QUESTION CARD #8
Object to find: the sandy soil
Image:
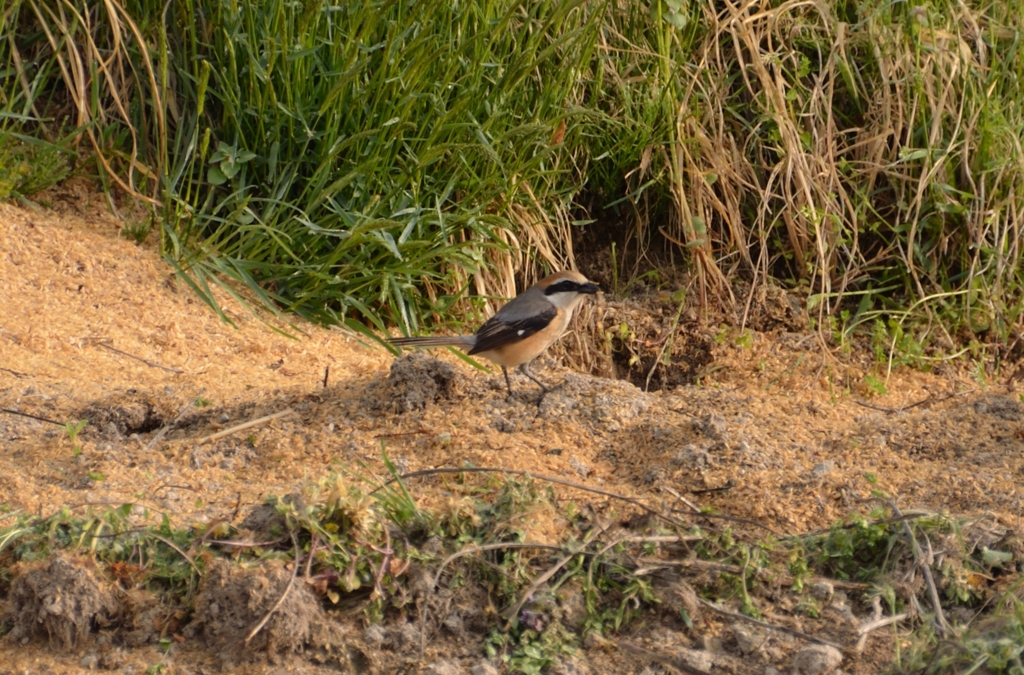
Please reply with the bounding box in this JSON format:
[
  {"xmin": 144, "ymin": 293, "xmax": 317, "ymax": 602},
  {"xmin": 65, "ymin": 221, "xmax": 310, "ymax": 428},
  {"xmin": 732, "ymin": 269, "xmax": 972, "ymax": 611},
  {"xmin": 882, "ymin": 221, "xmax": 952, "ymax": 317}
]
[{"xmin": 2, "ymin": 193, "xmax": 1023, "ymax": 674}]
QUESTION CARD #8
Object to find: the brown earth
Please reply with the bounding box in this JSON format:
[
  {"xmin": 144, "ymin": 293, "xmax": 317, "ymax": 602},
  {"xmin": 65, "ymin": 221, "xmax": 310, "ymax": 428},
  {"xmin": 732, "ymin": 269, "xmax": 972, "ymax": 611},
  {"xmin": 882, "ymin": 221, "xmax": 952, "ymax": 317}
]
[{"xmin": 1, "ymin": 191, "xmax": 1023, "ymax": 674}]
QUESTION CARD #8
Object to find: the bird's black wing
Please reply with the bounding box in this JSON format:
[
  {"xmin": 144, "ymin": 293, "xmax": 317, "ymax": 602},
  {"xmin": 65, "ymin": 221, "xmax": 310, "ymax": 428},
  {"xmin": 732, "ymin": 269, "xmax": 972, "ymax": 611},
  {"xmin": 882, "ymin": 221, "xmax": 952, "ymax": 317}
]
[{"xmin": 468, "ymin": 304, "xmax": 557, "ymax": 355}]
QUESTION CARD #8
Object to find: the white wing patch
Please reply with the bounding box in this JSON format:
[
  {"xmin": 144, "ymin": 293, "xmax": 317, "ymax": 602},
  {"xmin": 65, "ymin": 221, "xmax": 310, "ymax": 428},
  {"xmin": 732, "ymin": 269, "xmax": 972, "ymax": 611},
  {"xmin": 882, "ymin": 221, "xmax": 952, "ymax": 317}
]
[{"xmin": 517, "ymin": 329, "xmax": 525, "ymax": 336}]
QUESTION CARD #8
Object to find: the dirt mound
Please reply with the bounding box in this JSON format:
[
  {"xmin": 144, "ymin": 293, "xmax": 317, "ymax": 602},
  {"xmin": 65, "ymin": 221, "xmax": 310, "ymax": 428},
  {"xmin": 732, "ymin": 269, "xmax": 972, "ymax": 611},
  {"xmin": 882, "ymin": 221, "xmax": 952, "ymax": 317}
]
[
  {"xmin": 5, "ymin": 553, "xmax": 120, "ymax": 650},
  {"xmin": 79, "ymin": 391, "xmax": 172, "ymax": 436},
  {"xmin": 186, "ymin": 558, "xmax": 325, "ymax": 665},
  {"xmin": 365, "ymin": 352, "xmax": 462, "ymax": 413}
]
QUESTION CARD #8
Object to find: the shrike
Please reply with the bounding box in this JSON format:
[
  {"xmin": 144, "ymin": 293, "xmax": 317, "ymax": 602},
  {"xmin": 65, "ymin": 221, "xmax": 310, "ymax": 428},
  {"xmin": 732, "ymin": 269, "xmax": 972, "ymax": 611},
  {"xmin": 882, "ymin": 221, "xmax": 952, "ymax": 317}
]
[{"xmin": 390, "ymin": 270, "xmax": 600, "ymax": 398}]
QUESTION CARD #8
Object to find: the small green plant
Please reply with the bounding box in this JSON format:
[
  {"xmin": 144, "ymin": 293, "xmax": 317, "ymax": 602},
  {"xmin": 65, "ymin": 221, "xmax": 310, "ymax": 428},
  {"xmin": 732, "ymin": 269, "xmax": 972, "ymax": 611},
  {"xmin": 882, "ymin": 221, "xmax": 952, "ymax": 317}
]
[
  {"xmin": 807, "ymin": 512, "xmax": 898, "ymax": 582},
  {"xmin": 63, "ymin": 419, "xmax": 88, "ymax": 456},
  {"xmin": 486, "ymin": 622, "xmax": 578, "ymax": 675},
  {"xmin": 863, "ymin": 374, "xmax": 888, "ymax": 396},
  {"xmin": 121, "ymin": 215, "xmax": 154, "ymax": 244},
  {"xmin": 0, "ymin": 135, "xmax": 72, "ymax": 200}
]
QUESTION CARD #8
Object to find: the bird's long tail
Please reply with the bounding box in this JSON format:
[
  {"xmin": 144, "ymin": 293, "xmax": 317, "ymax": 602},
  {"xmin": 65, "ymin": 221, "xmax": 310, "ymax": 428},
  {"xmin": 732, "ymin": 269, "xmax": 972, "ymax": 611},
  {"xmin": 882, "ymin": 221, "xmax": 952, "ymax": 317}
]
[{"xmin": 389, "ymin": 335, "xmax": 475, "ymax": 350}]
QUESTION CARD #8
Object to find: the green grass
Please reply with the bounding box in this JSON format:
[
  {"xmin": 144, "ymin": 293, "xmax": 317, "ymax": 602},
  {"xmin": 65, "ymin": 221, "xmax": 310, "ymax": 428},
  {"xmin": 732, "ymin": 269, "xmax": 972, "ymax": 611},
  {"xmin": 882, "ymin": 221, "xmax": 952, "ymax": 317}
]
[{"xmin": 3, "ymin": 0, "xmax": 1024, "ymax": 351}]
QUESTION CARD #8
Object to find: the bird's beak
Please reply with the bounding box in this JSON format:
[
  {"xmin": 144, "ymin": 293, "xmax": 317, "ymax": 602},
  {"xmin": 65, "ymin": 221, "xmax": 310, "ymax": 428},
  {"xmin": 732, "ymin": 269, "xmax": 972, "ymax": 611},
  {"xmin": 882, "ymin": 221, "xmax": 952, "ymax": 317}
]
[{"xmin": 580, "ymin": 282, "xmax": 600, "ymax": 295}]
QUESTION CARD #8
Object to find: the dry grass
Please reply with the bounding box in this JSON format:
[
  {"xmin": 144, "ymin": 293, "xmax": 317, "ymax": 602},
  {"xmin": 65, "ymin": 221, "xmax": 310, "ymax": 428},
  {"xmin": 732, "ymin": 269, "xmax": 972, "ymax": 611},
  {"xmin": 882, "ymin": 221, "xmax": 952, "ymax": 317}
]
[{"xmin": 4, "ymin": 0, "xmax": 1024, "ymax": 359}]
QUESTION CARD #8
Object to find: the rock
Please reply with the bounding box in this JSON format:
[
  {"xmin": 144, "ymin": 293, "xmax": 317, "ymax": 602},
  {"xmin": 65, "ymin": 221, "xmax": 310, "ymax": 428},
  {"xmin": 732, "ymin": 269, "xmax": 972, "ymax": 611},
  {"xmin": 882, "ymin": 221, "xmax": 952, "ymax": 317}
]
[
  {"xmin": 672, "ymin": 444, "xmax": 713, "ymax": 469},
  {"xmin": 471, "ymin": 662, "xmax": 499, "ymax": 675},
  {"xmin": 552, "ymin": 655, "xmax": 591, "ymax": 675},
  {"xmin": 791, "ymin": 644, "xmax": 843, "ymax": 675},
  {"xmin": 811, "ymin": 461, "xmax": 835, "ymax": 479},
  {"xmin": 701, "ymin": 635, "xmax": 724, "ymax": 654},
  {"xmin": 677, "ymin": 647, "xmax": 715, "ymax": 672},
  {"xmin": 810, "ymin": 581, "xmax": 834, "ymax": 601},
  {"xmin": 442, "ymin": 612, "xmax": 463, "ymax": 634},
  {"xmin": 695, "ymin": 413, "xmax": 728, "ymax": 440},
  {"xmin": 363, "ymin": 623, "xmax": 387, "ymax": 645},
  {"xmin": 732, "ymin": 621, "xmax": 767, "ymax": 655},
  {"xmin": 491, "ymin": 415, "xmax": 518, "ymax": 433},
  {"xmin": 569, "ymin": 457, "xmax": 590, "ymax": 478},
  {"xmin": 424, "ymin": 659, "xmax": 465, "ymax": 675}
]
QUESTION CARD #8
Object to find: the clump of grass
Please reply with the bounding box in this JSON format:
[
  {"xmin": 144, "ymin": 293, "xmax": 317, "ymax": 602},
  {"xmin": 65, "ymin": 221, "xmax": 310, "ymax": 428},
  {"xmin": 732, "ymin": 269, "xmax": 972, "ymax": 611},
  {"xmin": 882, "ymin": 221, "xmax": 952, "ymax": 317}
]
[
  {"xmin": 154, "ymin": 0, "xmax": 606, "ymax": 336},
  {"xmin": 0, "ymin": 134, "xmax": 72, "ymax": 200},
  {"xmin": 6, "ymin": 0, "xmax": 1024, "ymax": 356},
  {"xmin": 1, "ymin": 466, "xmax": 1021, "ymax": 669}
]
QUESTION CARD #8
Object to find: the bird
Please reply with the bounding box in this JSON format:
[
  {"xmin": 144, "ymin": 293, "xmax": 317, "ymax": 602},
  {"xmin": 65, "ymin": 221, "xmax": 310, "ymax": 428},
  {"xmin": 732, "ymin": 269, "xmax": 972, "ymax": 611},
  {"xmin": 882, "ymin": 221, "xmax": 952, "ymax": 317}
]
[{"xmin": 389, "ymin": 270, "xmax": 600, "ymax": 399}]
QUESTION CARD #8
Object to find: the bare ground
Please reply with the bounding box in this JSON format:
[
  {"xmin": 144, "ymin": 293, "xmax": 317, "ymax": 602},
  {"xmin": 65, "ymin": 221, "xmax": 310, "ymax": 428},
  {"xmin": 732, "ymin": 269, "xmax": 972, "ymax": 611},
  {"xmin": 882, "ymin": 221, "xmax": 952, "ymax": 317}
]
[{"xmin": 1, "ymin": 192, "xmax": 1023, "ymax": 674}]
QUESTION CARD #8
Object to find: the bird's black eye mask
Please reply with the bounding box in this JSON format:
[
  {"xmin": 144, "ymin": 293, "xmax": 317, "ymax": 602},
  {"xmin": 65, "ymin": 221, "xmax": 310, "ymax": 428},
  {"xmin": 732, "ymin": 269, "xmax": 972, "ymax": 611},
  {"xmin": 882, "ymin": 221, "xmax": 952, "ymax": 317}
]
[{"xmin": 544, "ymin": 279, "xmax": 600, "ymax": 295}]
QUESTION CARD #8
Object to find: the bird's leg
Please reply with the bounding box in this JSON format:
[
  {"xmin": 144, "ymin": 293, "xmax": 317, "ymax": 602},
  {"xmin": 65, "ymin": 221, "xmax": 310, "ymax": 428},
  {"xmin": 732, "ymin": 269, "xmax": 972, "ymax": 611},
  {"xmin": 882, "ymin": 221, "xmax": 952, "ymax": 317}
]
[
  {"xmin": 517, "ymin": 361, "xmax": 550, "ymax": 405},
  {"xmin": 502, "ymin": 366, "xmax": 514, "ymax": 399}
]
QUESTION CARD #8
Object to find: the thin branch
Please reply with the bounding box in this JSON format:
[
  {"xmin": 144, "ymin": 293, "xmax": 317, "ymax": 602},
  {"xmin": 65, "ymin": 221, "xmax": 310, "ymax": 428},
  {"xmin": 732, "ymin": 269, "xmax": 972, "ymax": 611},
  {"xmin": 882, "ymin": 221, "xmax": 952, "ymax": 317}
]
[
  {"xmin": 662, "ymin": 485, "xmax": 780, "ymax": 535},
  {"xmin": 92, "ymin": 339, "xmax": 183, "ymax": 373},
  {"xmin": 887, "ymin": 499, "xmax": 949, "ymax": 636},
  {"xmin": 853, "ymin": 388, "xmax": 976, "ymax": 414},
  {"xmin": 435, "ymin": 542, "xmax": 565, "ymax": 588},
  {"xmin": 196, "ymin": 409, "xmax": 295, "ymax": 444},
  {"xmin": 376, "ymin": 467, "xmax": 700, "ymax": 532},
  {"xmin": 855, "ymin": 596, "xmax": 910, "ymax": 653},
  {"xmin": 696, "ymin": 597, "xmax": 848, "ymax": 653},
  {"xmin": 503, "ymin": 525, "xmax": 608, "ymax": 630},
  {"xmin": 246, "ymin": 534, "xmax": 300, "ymax": 644},
  {"xmin": 150, "ymin": 533, "xmax": 202, "ymax": 577},
  {"xmin": 616, "ymin": 639, "xmax": 713, "ymax": 675},
  {"xmin": 0, "ymin": 408, "xmax": 66, "ymax": 427}
]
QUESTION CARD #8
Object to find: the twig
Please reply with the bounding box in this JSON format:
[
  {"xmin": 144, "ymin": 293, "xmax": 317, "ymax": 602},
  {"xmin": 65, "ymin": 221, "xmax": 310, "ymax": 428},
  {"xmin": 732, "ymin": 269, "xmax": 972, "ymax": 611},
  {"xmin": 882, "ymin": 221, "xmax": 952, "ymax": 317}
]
[
  {"xmin": 662, "ymin": 485, "xmax": 703, "ymax": 513},
  {"xmin": 204, "ymin": 538, "xmax": 287, "ymax": 548},
  {"xmin": 246, "ymin": 534, "xmax": 300, "ymax": 644},
  {"xmin": 146, "ymin": 390, "xmax": 204, "ymax": 450},
  {"xmin": 0, "ymin": 408, "xmax": 66, "ymax": 427},
  {"xmin": 887, "ymin": 499, "xmax": 949, "ymax": 636},
  {"xmin": 503, "ymin": 525, "xmax": 608, "ymax": 629},
  {"xmin": 196, "ymin": 409, "xmax": 295, "ymax": 444},
  {"xmin": 323, "ymin": 366, "xmax": 330, "ymax": 388},
  {"xmin": 435, "ymin": 542, "xmax": 566, "ymax": 588},
  {"xmin": 853, "ymin": 400, "xmax": 902, "ymax": 413},
  {"xmin": 0, "ymin": 367, "xmax": 28, "ymax": 378},
  {"xmin": 621, "ymin": 535, "xmax": 704, "ymax": 545},
  {"xmin": 855, "ymin": 596, "xmax": 910, "ymax": 653},
  {"xmin": 150, "ymin": 534, "xmax": 202, "ymax": 577},
  {"xmin": 375, "ymin": 467, "xmax": 695, "ymax": 531},
  {"xmin": 643, "ymin": 287, "xmax": 687, "ymax": 393},
  {"xmin": 93, "ymin": 340, "xmax": 183, "ymax": 373},
  {"xmin": 634, "ymin": 557, "xmax": 870, "ymax": 591},
  {"xmin": 662, "ymin": 485, "xmax": 779, "ymax": 535},
  {"xmin": 305, "ymin": 532, "xmax": 319, "ymax": 580},
  {"xmin": 151, "ymin": 483, "xmax": 198, "ymax": 495},
  {"xmin": 696, "ymin": 597, "xmax": 848, "ymax": 653},
  {"xmin": 784, "ymin": 512, "xmax": 932, "ymax": 541},
  {"xmin": 854, "ymin": 388, "xmax": 977, "ymax": 414},
  {"xmin": 689, "ymin": 480, "xmax": 735, "ymax": 495},
  {"xmin": 374, "ymin": 429, "xmax": 432, "ymax": 439},
  {"xmin": 616, "ymin": 639, "xmax": 713, "ymax": 675}
]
